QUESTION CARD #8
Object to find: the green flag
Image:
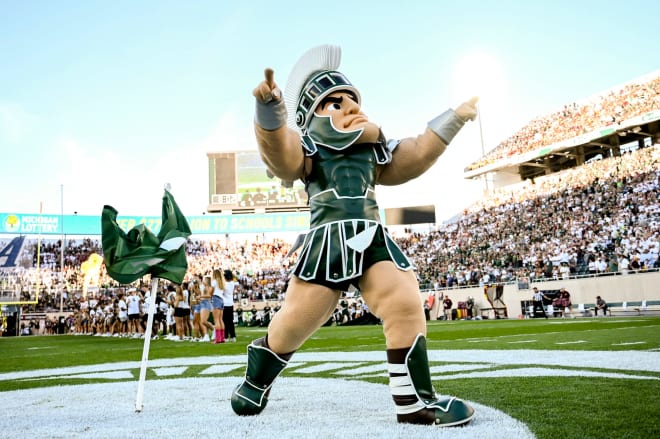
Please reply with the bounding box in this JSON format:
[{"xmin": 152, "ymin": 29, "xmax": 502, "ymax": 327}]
[{"xmin": 101, "ymin": 190, "xmax": 192, "ymax": 284}]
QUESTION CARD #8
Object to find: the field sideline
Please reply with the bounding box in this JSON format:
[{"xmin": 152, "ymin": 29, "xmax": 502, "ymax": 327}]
[{"xmin": 1, "ymin": 317, "xmax": 659, "ymax": 438}]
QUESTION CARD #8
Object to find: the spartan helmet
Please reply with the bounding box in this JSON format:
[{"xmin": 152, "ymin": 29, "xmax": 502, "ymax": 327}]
[{"xmin": 284, "ymin": 45, "xmax": 364, "ymax": 149}]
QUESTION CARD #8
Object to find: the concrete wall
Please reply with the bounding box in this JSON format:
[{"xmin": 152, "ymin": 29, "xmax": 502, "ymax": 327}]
[{"xmin": 423, "ymin": 271, "xmax": 660, "ymax": 319}]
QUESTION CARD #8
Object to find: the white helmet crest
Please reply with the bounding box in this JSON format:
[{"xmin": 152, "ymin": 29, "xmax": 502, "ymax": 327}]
[{"xmin": 284, "ymin": 45, "xmax": 361, "ymax": 132}]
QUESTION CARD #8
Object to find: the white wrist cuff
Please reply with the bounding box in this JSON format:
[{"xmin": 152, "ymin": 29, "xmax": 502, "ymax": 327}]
[
  {"xmin": 427, "ymin": 109, "xmax": 465, "ymax": 145},
  {"xmin": 255, "ymin": 99, "xmax": 286, "ymax": 130}
]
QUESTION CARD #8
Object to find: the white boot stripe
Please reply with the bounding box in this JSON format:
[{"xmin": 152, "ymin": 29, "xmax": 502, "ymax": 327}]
[
  {"xmin": 388, "ymin": 375, "xmax": 412, "ymax": 387},
  {"xmin": 387, "ymin": 363, "xmax": 407, "ymax": 374},
  {"xmin": 390, "ymin": 385, "xmax": 414, "ymax": 396}
]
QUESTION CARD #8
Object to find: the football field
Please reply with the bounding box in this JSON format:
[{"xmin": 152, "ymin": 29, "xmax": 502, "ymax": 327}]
[{"xmin": 1, "ymin": 317, "xmax": 658, "ymax": 438}]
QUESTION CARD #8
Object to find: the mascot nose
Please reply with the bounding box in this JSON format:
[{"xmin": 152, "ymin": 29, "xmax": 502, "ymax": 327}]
[{"xmin": 344, "ymin": 98, "xmax": 360, "ymax": 114}]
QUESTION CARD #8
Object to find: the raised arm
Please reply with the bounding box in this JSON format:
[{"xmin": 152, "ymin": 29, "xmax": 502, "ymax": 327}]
[
  {"xmin": 253, "ymin": 69, "xmax": 305, "ymax": 182},
  {"xmin": 377, "ymin": 97, "xmax": 479, "ymax": 185}
]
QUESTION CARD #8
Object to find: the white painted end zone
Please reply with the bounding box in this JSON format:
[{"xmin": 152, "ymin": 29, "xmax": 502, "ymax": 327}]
[
  {"xmin": 0, "ymin": 349, "xmax": 655, "ymax": 382},
  {"xmin": 0, "ymin": 377, "xmax": 534, "ymax": 439}
]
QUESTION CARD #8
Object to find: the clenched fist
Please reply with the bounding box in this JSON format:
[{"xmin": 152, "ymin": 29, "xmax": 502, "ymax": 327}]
[
  {"xmin": 253, "ymin": 68, "xmax": 282, "ymax": 104},
  {"xmin": 455, "ymin": 96, "xmax": 479, "ymax": 122}
]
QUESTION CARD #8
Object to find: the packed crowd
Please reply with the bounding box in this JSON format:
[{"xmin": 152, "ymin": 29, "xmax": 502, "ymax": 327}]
[
  {"xmin": 466, "ymin": 73, "xmax": 660, "ymax": 170},
  {"xmin": 402, "ymin": 144, "xmax": 659, "ymax": 288},
  {"xmin": 4, "ymin": 144, "xmax": 659, "ymax": 323}
]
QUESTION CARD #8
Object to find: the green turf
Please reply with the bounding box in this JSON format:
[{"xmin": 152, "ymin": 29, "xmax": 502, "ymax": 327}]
[{"xmin": 1, "ymin": 317, "xmax": 659, "ymax": 438}]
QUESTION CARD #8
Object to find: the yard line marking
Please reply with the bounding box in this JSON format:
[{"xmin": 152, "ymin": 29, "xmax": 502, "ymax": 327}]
[
  {"xmin": 507, "ymin": 340, "xmax": 537, "ymax": 344},
  {"xmin": 294, "ymin": 362, "xmax": 364, "ymax": 374},
  {"xmin": 430, "ymin": 364, "xmax": 494, "ymax": 374},
  {"xmin": 333, "ymin": 364, "xmax": 386, "ymax": 375},
  {"xmin": 555, "ymin": 340, "xmax": 587, "ymax": 345},
  {"xmin": 199, "ymin": 364, "xmax": 244, "ymax": 375},
  {"xmin": 152, "ymin": 367, "xmax": 188, "ymax": 376},
  {"xmin": 612, "ymin": 341, "xmax": 646, "ymax": 346},
  {"xmin": 438, "ymin": 367, "xmax": 660, "ymax": 380},
  {"xmin": 36, "ymin": 371, "xmax": 134, "ymax": 381}
]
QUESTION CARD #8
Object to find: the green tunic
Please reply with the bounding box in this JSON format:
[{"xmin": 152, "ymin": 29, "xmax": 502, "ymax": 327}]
[{"xmin": 291, "ymin": 139, "xmax": 412, "ymax": 290}]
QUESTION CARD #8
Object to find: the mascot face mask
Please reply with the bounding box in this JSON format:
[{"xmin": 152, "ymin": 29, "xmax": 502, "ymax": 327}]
[
  {"xmin": 295, "ymin": 70, "xmax": 360, "ymax": 129},
  {"xmin": 308, "ymin": 90, "xmax": 367, "ymax": 149},
  {"xmin": 297, "ymin": 71, "xmax": 364, "ymax": 150}
]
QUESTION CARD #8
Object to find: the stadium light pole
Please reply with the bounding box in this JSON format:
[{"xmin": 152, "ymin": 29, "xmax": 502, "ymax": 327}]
[
  {"xmin": 476, "ymin": 103, "xmax": 489, "ymax": 192},
  {"xmin": 60, "ymin": 184, "xmax": 64, "ymax": 314},
  {"xmin": 454, "ymin": 51, "xmax": 504, "ymax": 194}
]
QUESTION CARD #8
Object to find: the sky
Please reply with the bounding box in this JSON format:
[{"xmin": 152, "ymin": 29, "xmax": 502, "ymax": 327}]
[{"xmin": 1, "ymin": 0, "xmax": 659, "ymax": 222}]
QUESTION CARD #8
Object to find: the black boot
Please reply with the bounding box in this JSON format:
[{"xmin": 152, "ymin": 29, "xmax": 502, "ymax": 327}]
[
  {"xmin": 231, "ymin": 337, "xmax": 290, "ymax": 416},
  {"xmin": 387, "ymin": 334, "xmax": 475, "ymax": 426}
]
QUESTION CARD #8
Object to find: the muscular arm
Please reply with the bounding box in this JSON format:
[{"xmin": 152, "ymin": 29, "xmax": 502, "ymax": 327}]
[
  {"xmin": 377, "ymin": 128, "xmax": 448, "ymax": 185},
  {"xmin": 377, "ymin": 97, "xmax": 479, "ymax": 186}
]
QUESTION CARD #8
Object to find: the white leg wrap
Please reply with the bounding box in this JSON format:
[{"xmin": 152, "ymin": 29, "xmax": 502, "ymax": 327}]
[{"xmin": 388, "ymin": 362, "xmax": 427, "ymax": 415}]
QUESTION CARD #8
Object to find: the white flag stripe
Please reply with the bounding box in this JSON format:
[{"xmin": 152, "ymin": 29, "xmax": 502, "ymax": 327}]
[{"xmin": 160, "ymin": 237, "xmax": 187, "ymax": 251}]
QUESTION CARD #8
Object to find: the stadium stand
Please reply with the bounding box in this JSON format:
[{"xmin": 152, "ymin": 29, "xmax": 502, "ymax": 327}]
[{"xmin": 465, "ymin": 71, "xmax": 660, "ymax": 172}]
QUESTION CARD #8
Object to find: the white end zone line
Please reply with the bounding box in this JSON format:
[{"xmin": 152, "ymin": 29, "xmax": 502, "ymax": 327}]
[{"xmin": 2, "ymin": 350, "xmax": 659, "ymax": 383}]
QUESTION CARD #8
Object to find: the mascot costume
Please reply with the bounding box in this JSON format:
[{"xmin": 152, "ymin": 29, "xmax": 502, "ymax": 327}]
[{"xmin": 231, "ymin": 45, "xmax": 478, "ymax": 427}]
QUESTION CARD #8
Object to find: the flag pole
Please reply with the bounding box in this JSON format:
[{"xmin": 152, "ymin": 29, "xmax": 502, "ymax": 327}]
[{"xmin": 135, "ymin": 277, "xmax": 159, "ymax": 412}]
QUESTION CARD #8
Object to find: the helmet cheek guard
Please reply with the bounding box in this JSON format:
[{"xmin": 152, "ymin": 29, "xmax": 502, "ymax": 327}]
[{"xmin": 295, "ymin": 70, "xmax": 361, "ymax": 131}]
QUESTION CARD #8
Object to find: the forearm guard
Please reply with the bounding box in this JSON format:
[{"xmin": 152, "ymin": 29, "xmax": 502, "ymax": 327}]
[
  {"xmin": 255, "ymin": 98, "xmax": 287, "ymax": 131},
  {"xmin": 427, "ymin": 109, "xmax": 465, "ymax": 145}
]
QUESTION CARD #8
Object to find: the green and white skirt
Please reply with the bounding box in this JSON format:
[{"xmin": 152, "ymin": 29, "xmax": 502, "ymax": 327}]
[{"xmin": 290, "ymin": 219, "xmax": 413, "ymax": 291}]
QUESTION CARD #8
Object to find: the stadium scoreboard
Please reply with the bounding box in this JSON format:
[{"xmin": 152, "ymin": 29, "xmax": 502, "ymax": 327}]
[{"xmin": 207, "ymin": 151, "xmax": 309, "ymax": 214}]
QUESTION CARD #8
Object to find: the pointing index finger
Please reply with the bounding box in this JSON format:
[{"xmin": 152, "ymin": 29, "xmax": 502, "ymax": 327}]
[{"xmin": 264, "ymin": 68, "xmax": 275, "ymax": 88}]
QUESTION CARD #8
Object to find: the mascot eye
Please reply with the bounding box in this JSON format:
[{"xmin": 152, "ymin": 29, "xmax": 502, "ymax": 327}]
[{"xmin": 328, "ymin": 103, "xmax": 341, "ymax": 111}]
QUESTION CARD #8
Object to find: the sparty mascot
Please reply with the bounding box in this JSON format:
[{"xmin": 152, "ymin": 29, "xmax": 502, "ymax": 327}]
[{"xmin": 231, "ymin": 45, "xmax": 478, "ymax": 427}]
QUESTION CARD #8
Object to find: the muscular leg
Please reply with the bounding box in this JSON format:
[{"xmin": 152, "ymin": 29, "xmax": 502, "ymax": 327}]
[
  {"xmin": 231, "ymin": 276, "xmax": 339, "ymax": 416},
  {"xmin": 360, "ymin": 261, "xmax": 474, "ymax": 426},
  {"xmin": 359, "ymin": 261, "xmax": 426, "ymax": 349},
  {"xmin": 267, "ymin": 276, "xmax": 340, "ymax": 354}
]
